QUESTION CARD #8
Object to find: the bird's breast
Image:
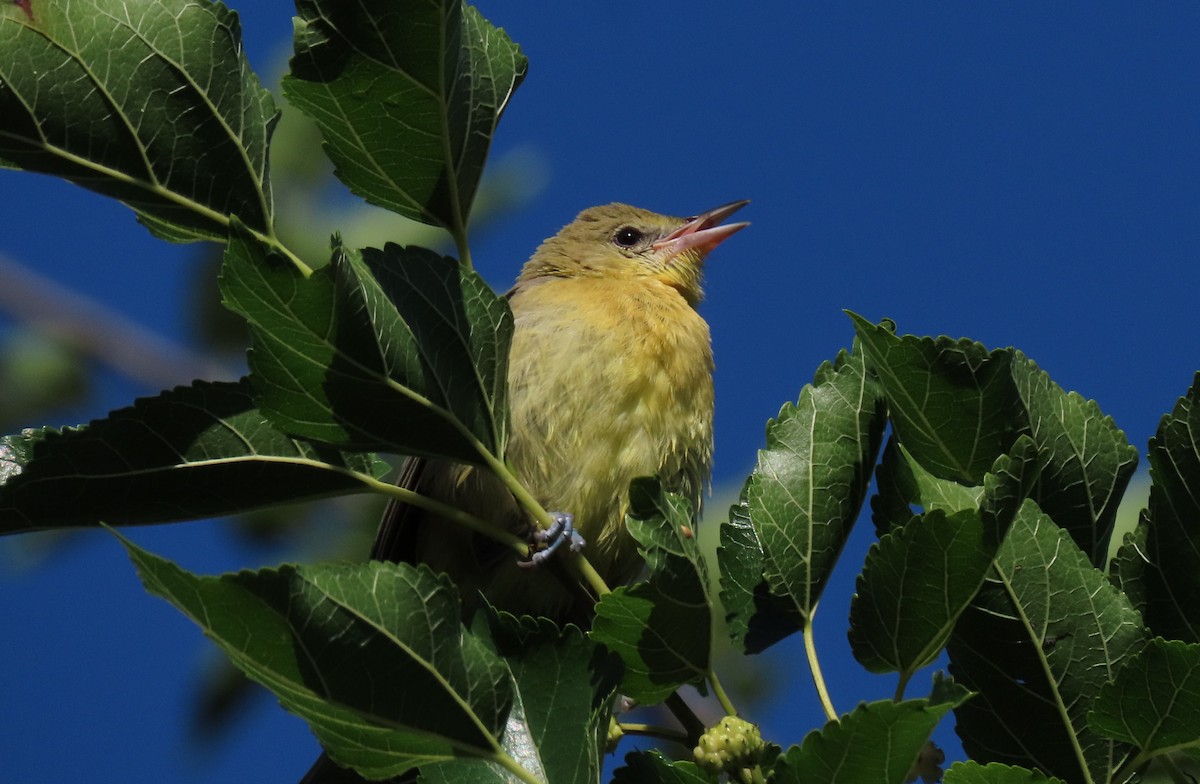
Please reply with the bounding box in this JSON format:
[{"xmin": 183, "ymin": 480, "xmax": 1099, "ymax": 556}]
[{"xmin": 504, "ymin": 276, "xmax": 714, "ymax": 584}]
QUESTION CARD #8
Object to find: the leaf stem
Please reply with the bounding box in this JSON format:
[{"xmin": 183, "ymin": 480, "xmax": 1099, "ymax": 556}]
[
  {"xmin": 618, "ymin": 722, "xmax": 690, "ymax": 745},
  {"xmin": 893, "ymin": 671, "xmax": 912, "ymax": 702},
  {"xmin": 803, "ymin": 618, "xmax": 838, "ymax": 721},
  {"xmin": 476, "ymin": 449, "xmax": 612, "ymax": 598},
  {"xmin": 491, "ymin": 751, "xmax": 545, "ymax": 784},
  {"xmin": 357, "ymin": 474, "xmax": 528, "ymax": 556},
  {"xmin": 708, "ymin": 670, "xmax": 738, "ymax": 717}
]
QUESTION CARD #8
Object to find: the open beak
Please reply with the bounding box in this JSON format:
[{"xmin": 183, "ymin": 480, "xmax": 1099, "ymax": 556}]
[{"xmin": 652, "ymin": 199, "xmax": 750, "ymax": 259}]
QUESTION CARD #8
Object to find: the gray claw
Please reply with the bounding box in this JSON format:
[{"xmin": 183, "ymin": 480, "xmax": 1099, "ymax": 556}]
[{"xmin": 518, "ymin": 512, "xmax": 586, "ymax": 569}]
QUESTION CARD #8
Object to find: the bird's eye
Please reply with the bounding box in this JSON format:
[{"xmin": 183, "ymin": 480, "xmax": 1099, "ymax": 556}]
[{"xmin": 613, "ymin": 226, "xmax": 644, "ymax": 248}]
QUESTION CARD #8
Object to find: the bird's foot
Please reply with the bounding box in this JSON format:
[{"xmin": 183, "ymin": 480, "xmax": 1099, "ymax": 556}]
[{"xmin": 518, "ymin": 512, "xmax": 586, "ymax": 569}]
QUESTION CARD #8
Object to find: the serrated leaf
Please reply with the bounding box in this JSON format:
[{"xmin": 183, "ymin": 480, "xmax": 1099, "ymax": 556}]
[
  {"xmin": 944, "ymin": 761, "xmax": 1068, "ymax": 784},
  {"xmin": 772, "ymin": 674, "xmax": 971, "ymax": 784},
  {"xmin": 219, "ymin": 224, "xmax": 511, "ymax": 462},
  {"xmin": 871, "ymin": 437, "xmax": 982, "ymax": 534},
  {"xmin": 849, "ymin": 508, "xmax": 993, "ymax": 678},
  {"xmin": 612, "ymin": 751, "xmax": 713, "ymax": 784},
  {"xmin": 0, "ymin": 379, "xmax": 384, "ymax": 534},
  {"xmin": 717, "ymin": 486, "xmax": 806, "ymax": 654},
  {"xmin": 850, "ymin": 313, "xmax": 1020, "ymax": 484},
  {"xmin": 0, "ymin": 0, "xmax": 276, "ymax": 242},
  {"xmin": 592, "ymin": 478, "xmax": 712, "ymax": 704},
  {"xmin": 978, "ymin": 435, "xmax": 1043, "ymax": 547},
  {"xmin": 1088, "ymin": 638, "xmax": 1200, "ymax": 756},
  {"xmin": 722, "ymin": 342, "xmax": 885, "ymax": 652},
  {"xmin": 122, "ymin": 538, "xmax": 513, "ymax": 780},
  {"xmin": 1112, "ymin": 374, "xmax": 1200, "ymax": 642},
  {"xmin": 426, "ymin": 612, "xmax": 622, "ymax": 784},
  {"xmin": 948, "ymin": 500, "xmax": 1147, "ymax": 783},
  {"xmin": 1011, "ymin": 352, "xmax": 1138, "ymax": 567},
  {"xmin": 283, "ymin": 0, "xmax": 526, "ymax": 231}
]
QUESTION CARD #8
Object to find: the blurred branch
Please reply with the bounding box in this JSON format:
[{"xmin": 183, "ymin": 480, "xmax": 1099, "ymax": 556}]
[{"xmin": 0, "ymin": 252, "xmax": 236, "ymax": 390}]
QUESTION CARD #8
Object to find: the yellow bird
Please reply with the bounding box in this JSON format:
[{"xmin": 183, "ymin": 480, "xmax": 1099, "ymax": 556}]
[
  {"xmin": 370, "ymin": 200, "xmax": 748, "ymax": 620},
  {"xmin": 301, "ymin": 201, "xmax": 746, "ymax": 784}
]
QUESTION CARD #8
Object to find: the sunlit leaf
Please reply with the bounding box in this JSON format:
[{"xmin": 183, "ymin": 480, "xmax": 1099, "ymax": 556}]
[
  {"xmin": 284, "ymin": 0, "xmax": 526, "ymax": 232},
  {"xmin": 592, "ymin": 478, "xmax": 711, "ymax": 704},
  {"xmin": 850, "ymin": 314, "xmax": 1019, "ymax": 484},
  {"xmin": 773, "ymin": 674, "xmax": 970, "ymax": 784},
  {"xmin": 0, "ymin": 0, "xmax": 276, "ymax": 242},
  {"xmin": 1011, "ymin": 352, "xmax": 1138, "ymax": 566},
  {"xmin": 720, "ymin": 341, "xmax": 884, "ymax": 653}
]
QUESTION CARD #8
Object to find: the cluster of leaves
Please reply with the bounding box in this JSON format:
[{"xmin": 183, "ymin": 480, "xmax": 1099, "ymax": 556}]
[{"xmin": 2, "ymin": 2, "xmax": 1198, "ymax": 784}]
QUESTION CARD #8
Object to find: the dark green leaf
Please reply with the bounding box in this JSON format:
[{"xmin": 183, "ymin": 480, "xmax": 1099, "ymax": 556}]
[
  {"xmin": 612, "ymin": 751, "xmax": 714, "ymax": 784},
  {"xmin": 849, "ymin": 508, "xmax": 993, "ymax": 678},
  {"xmin": 850, "ymin": 313, "xmax": 1020, "ymax": 484},
  {"xmin": 772, "ymin": 674, "xmax": 970, "ymax": 784},
  {"xmin": 1011, "ymin": 352, "xmax": 1138, "ymax": 566},
  {"xmin": 948, "ymin": 500, "xmax": 1146, "ymax": 783},
  {"xmin": 592, "ymin": 478, "xmax": 711, "ymax": 704},
  {"xmin": 0, "ymin": 0, "xmax": 276, "ymax": 241},
  {"xmin": 718, "ymin": 486, "xmax": 805, "ymax": 654},
  {"xmin": 1111, "ymin": 373, "xmax": 1200, "ymax": 641},
  {"xmin": 871, "ymin": 436, "xmax": 980, "ymax": 534},
  {"xmin": 0, "ymin": 379, "xmax": 384, "ymax": 535},
  {"xmin": 427, "ymin": 612, "xmax": 622, "ymax": 784},
  {"xmin": 284, "ymin": 0, "xmax": 526, "ymax": 231},
  {"xmin": 219, "ymin": 224, "xmax": 511, "ymax": 461},
  {"xmin": 123, "ymin": 539, "xmax": 512, "ymax": 780},
  {"xmin": 978, "ymin": 435, "xmax": 1043, "ymax": 548},
  {"xmin": 721, "ymin": 342, "xmax": 884, "ymax": 652},
  {"xmin": 1088, "ymin": 638, "xmax": 1200, "ymax": 756},
  {"xmin": 944, "ymin": 761, "xmax": 1068, "ymax": 784}
]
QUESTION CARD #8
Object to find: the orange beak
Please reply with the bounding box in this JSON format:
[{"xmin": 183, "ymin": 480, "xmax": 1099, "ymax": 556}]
[{"xmin": 652, "ymin": 200, "xmax": 750, "ymax": 260}]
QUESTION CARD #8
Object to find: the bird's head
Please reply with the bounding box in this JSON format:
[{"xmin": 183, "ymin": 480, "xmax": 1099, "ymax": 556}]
[{"xmin": 519, "ymin": 200, "xmax": 749, "ymax": 305}]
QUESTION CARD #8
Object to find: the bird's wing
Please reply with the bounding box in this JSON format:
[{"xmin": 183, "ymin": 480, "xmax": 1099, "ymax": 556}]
[{"xmin": 369, "ymin": 456, "xmax": 428, "ymax": 563}]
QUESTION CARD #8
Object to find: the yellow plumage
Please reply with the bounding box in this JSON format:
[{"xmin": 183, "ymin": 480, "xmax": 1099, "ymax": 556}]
[{"xmin": 372, "ymin": 201, "xmax": 747, "ymax": 620}]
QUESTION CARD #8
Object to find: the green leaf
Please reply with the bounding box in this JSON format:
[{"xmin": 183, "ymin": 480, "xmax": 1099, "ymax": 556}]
[
  {"xmin": 421, "ymin": 612, "xmax": 622, "ymax": 784},
  {"xmin": 283, "ymin": 0, "xmax": 526, "ymax": 231},
  {"xmin": 848, "ymin": 508, "xmax": 993, "ymax": 678},
  {"xmin": 219, "ymin": 224, "xmax": 511, "ymax": 462},
  {"xmin": 1011, "ymin": 352, "xmax": 1138, "ymax": 566},
  {"xmin": 944, "ymin": 761, "xmax": 1068, "ymax": 784},
  {"xmin": 0, "ymin": 0, "xmax": 276, "ymax": 242},
  {"xmin": 1088, "ymin": 638, "xmax": 1200, "ymax": 756},
  {"xmin": 612, "ymin": 751, "xmax": 714, "ymax": 784},
  {"xmin": 1111, "ymin": 373, "xmax": 1200, "ymax": 642},
  {"xmin": 948, "ymin": 500, "xmax": 1147, "ymax": 784},
  {"xmin": 850, "ymin": 313, "xmax": 1020, "ymax": 484},
  {"xmin": 772, "ymin": 674, "xmax": 971, "ymax": 784},
  {"xmin": 871, "ymin": 437, "xmax": 981, "ymax": 534},
  {"xmin": 0, "ymin": 379, "xmax": 384, "ymax": 535},
  {"xmin": 718, "ymin": 486, "xmax": 806, "ymax": 654},
  {"xmin": 592, "ymin": 477, "xmax": 712, "ymax": 704},
  {"xmin": 852, "ymin": 437, "xmax": 1042, "ymax": 678},
  {"xmin": 721, "ymin": 341, "xmax": 885, "ymax": 652},
  {"xmin": 122, "ymin": 539, "xmax": 513, "ymax": 781}
]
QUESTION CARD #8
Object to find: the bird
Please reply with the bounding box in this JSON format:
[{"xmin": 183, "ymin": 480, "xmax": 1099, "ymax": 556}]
[
  {"xmin": 372, "ymin": 200, "xmax": 748, "ymax": 619},
  {"xmin": 299, "ymin": 200, "xmax": 747, "ymax": 783}
]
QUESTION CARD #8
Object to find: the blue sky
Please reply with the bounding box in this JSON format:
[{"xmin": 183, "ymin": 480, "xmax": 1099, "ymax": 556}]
[{"xmin": 2, "ymin": 2, "xmax": 1198, "ymax": 781}]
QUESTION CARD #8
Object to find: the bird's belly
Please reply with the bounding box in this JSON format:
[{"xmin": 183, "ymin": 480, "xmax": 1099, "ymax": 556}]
[{"xmin": 505, "ymin": 297, "xmax": 713, "ymax": 585}]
